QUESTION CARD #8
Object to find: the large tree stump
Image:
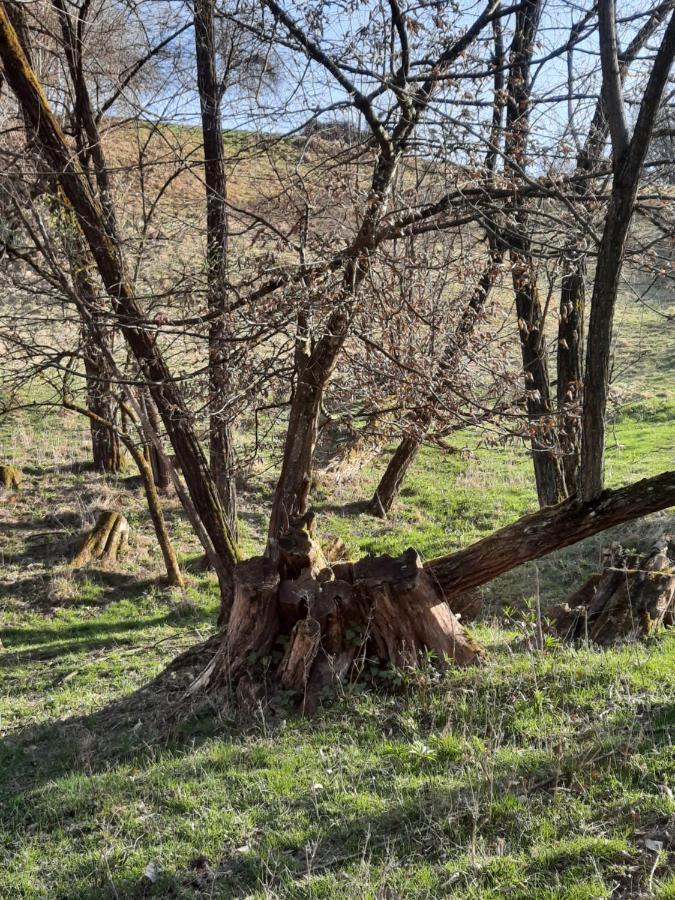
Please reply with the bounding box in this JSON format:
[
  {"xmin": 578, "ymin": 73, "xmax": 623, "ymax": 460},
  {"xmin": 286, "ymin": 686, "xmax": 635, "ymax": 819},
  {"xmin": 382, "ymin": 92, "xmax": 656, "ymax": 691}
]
[
  {"xmin": 0, "ymin": 463, "xmax": 22, "ymax": 492},
  {"xmin": 189, "ymin": 518, "xmax": 483, "ymax": 711},
  {"xmin": 69, "ymin": 511, "xmax": 130, "ymax": 568},
  {"xmin": 548, "ymin": 538, "xmax": 674, "ymax": 645}
]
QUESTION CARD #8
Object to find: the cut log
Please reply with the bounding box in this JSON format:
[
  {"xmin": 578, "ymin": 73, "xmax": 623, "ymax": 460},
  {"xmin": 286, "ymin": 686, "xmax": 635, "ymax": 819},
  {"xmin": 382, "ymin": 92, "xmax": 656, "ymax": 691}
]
[
  {"xmin": 0, "ymin": 463, "xmax": 22, "ymax": 492},
  {"xmin": 69, "ymin": 511, "xmax": 129, "ymax": 568},
  {"xmin": 549, "ymin": 537, "xmax": 674, "ymax": 644}
]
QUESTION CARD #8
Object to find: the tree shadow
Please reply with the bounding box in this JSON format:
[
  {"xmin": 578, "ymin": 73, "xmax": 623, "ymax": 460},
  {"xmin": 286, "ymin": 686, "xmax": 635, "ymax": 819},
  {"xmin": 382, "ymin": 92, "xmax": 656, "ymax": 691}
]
[{"xmin": 2, "ymin": 642, "xmax": 670, "ymax": 897}]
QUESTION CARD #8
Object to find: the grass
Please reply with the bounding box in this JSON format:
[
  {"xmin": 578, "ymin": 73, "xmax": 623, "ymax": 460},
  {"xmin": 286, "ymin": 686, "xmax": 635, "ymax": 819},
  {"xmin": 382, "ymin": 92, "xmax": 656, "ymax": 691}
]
[
  {"xmin": 1, "ymin": 392, "xmax": 673, "ymax": 897},
  {"xmin": 0, "ymin": 252, "xmax": 673, "ymax": 896}
]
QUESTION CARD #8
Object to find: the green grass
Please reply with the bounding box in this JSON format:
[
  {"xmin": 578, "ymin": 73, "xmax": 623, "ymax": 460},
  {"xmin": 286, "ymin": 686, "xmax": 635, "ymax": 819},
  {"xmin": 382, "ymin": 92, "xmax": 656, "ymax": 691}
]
[{"xmin": 1, "ymin": 287, "xmax": 673, "ymax": 897}]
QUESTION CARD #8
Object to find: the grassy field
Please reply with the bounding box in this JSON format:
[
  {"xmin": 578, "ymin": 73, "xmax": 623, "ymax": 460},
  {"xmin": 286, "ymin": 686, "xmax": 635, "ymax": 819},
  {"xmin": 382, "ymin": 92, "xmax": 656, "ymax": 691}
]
[{"xmin": 1, "ymin": 253, "xmax": 674, "ymax": 895}]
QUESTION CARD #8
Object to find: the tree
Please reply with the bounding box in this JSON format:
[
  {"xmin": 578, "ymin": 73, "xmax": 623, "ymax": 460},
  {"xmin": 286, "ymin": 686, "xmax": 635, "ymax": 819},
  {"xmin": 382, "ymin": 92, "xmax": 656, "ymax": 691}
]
[
  {"xmin": 580, "ymin": 1, "xmax": 675, "ymax": 499},
  {"xmin": 194, "ymin": 0, "xmax": 238, "ymax": 537},
  {"xmin": 1, "ymin": 0, "xmax": 673, "ymax": 707}
]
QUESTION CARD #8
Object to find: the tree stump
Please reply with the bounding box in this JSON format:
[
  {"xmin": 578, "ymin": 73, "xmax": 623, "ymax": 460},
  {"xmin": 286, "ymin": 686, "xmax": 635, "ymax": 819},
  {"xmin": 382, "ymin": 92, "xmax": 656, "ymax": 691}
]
[
  {"xmin": 548, "ymin": 538, "xmax": 674, "ymax": 645},
  {"xmin": 0, "ymin": 463, "xmax": 22, "ymax": 492},
  {"xmin": 189, "ymin": 517, "xmax": 483, "ymax": 711},
  {"xmin": 69, "ymin": 511, "xmax": 130, "ymax": 568}
]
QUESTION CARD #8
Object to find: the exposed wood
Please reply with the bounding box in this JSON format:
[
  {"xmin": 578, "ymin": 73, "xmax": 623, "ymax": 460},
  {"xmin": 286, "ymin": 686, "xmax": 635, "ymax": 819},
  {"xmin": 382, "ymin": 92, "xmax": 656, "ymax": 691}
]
[
  {"xmin": 425, "ymin": 471, "xmax": 675, "ymax": 599},
  {"xmin": 0, "ymin": 463, "xmax": 22, "ymax": 492},
  {"xmin": 549, "ymin": 538, "xmax": 674, "ymax": 644},
  {"xmin": 193, "ymin": 525, "xmax": 482, "ymax": 710},
  {"xmin": 69, "ymin": 511, "xmax": 129, "ymax": 568}
]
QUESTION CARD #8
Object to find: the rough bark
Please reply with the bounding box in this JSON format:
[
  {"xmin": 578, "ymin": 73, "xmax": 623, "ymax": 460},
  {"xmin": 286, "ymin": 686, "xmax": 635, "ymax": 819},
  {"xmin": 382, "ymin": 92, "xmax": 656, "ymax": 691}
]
[
  {"xmin": 505, "ymin": 0, "xmax": 566, "ymax": 508},
  {"xmin": 69, "ymin": 511, "xmax": 129, "ymax": 568},
  {"xmin": 580, "ymin": 9, "xmax": 675, "ymax": 500},
  {"xmin": 68, "ymin": 233, "xmax": 123, "ymax": 475},
  {"xmin": 191, "ymin": 526, "xmax": 482, "ymax": 712},
  {"xmin": 83, "ymin": 344, "xmax": 122, "ymax": 474},
  {"xmin": 194, "ymin": 0, "xmax": 238, "ymax": 538},
  {"xmin": 370, "ymin": 434, "xmax": 423, "ymax": 517},
  {"xmin": 0, "ymin": 9, "xmax": 239, "ymax": 606},
  {"xmin": 553, "ymin": 3, "xmax": 671, "ymax": 497},
  {"xmin": 556, "ymin": 246, "xmax": 585, "ymax": 493},
  {"xmin": 549, "ymin": 538, "xmax": 674, "ymax": 644},
  {"xmin": 139, "ymin": 388, "xmax": 172, "ymax": 494},
  {"xmin": 425, "ymin": 470, "xmax": 675, "ymax": 600}
]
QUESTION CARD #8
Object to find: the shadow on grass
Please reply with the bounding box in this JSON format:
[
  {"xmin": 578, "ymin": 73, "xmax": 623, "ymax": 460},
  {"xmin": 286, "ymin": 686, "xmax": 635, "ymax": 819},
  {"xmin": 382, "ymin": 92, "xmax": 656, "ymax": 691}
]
[
  {"xmin": 0, "ymin": 604, "xmax": 214, "ymax": 668},
  {"xmin": 45, "ymin": 697, "xmax": 674, "ymax": 898},
  {"xmin": 0, "ymin": 637, "xmax": 671, "ymax": 897}
]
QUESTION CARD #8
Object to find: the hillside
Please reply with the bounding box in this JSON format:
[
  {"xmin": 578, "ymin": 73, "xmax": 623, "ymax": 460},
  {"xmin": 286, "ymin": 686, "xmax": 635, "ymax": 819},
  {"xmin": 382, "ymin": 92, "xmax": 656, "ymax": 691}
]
[{"xmin": 1, "ymin": 122, "xmax": 674, "ymax": 898}]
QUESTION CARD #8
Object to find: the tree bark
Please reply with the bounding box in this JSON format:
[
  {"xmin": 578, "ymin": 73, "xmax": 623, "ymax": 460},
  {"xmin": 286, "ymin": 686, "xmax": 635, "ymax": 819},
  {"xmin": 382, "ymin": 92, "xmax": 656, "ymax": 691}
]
[
  {"xmin": 580, "ymin": 8, "xmax": 675, "ymax": 500},
  {"xmin": 556, "ymin": 246, "xmax": 585, "ymax": 493},
  {"xmin": 67, "ymin": 232, "xmax": 123, "ymax": 474},
  {"xmin": 0, "ymin": 7, "xmax": 239, "ymax": 607},
  {"xmin": 194, "ymin": 0, "xmax": 238, "ymax": 538},
  {"xmin": 186, "ymin": 471, "xmax": 674, "ymax": 709},
  {"xmin": 190, "ymin": 526, "xmax": 482, "ymax": 712},
  {"xmin": 425, "ymin": 469, "xmax": 675, "ymax": 600},
  {"xmin": 0, "ymin": 463, "xmax": 22, "ymax": 492},
  {"xmin": 139, "ymin": 388, "xmax": 172, "ymax": 494},
  {"xmin": 549, "ymin": 538, "xmax": 674, "ymax": 644},
  {"xmin": 553, "ymin": 3, "xmax": 672, "ymax": 498},
  {"xmin": 504, "ymin": 0, "xmax": 566, "ymax": 508},
  {"xmin": 69, "ymin": 511, "xmax": 129, "ymax": 568}
]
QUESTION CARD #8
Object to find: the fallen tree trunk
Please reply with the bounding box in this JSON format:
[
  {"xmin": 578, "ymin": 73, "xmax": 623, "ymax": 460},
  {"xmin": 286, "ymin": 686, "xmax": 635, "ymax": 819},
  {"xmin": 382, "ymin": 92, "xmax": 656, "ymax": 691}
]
[
  {"xmin": 425, "ymin": 471, "xmax": 675, "ymax": 600},
  {"xmin": 69, "ymin": 511, "xmax": 129, "ymax": 568},
  {"xmin": 549, "ymin": 538, "xmax": 674, "ymax": 644},
  {"xmin": 183, "ymin": 473, "xmax": 674, "ymax": 711}
]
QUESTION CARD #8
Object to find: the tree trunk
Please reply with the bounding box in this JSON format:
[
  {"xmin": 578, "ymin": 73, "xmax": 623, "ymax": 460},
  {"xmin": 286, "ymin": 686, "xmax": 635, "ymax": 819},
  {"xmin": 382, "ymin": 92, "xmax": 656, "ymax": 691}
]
[
  {"xmin": 370, "ymin": 434, "xmax": 423, "ymax": 517},
  {"xmin": 185, "ymin": 470, "xmax": 674, "ymax": 711},
  {"xmin": 424, "ymin": 470, "xmax": 675, "ymax": 599},
  {"xmin": 580, "ymin": 8, "xmax": 675, "ymax": 500},
  {"xmin": 194, "ymin": 0, "xmax": 238, "ymax": 539},
  {"xmin": 550, "ymin": 4, "xmax": 670, "ymax": 498},
  {"xmin": 556, "ymin": 246, "xmax": 585, "ymax": 494},
  {"xmin": 80, "ymin": 315, "xmax": 122, "ymax": 474},
  {"xmin": 190, "ymin": 516, "xmax": 482, "ymax": 712},
  {"xmin": 139, "ymin": 388, "xmax": 172, "ymax": 494},
  {"xmin": 505, "ymin": 0, "xmax": 566, "ymax": 508},
  {"xmin": 69, "ymin": 511, "xmax": 129, "ymax": 568},
  {"xmin": 0, "ymin": 11, "xmax": 240, "ymax": 608},
  {"xmin": 131, "ymin": 445, "xmax": 184, "ymax": 588},
  {"xmin": 0, "ymin": 463, "xmax": 22, "ymax": 492}
]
